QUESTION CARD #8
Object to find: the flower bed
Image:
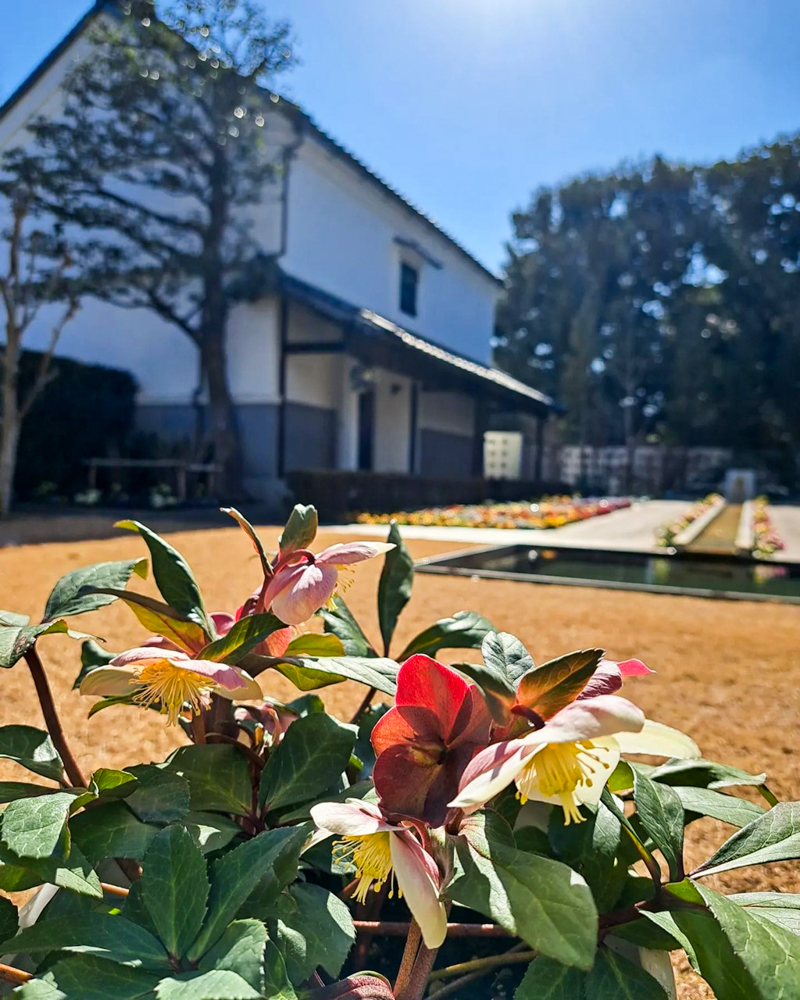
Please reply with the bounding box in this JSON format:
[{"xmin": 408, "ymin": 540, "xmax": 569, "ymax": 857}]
[
  {"xmin": 0, "ymin": 503, "xmax": 797, "ymax": 999},
  {"xmin": 752, "ymin": 495, "xmax": 786, "ymax": 559},
  {"xmin": 356, "ymin": 495, "xmax": 632, "ymax": 529},
  {"xmin": 655, "ymin": 493, "xmax": 723, "ymax": 547}
]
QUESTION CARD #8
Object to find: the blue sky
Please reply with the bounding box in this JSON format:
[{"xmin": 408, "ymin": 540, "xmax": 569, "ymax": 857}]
[{"xmin": 4, "ymin": 1, "xmax": 800, "ymax": 272}]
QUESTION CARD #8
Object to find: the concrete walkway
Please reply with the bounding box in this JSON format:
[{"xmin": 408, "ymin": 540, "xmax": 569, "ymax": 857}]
[
  {"xmin": 767, "ymin": 506, "xmax": 800, "ymax": 563},
  {"xmin": 327, "ymin": 499, "xmax": 690, "ymax": 553}
]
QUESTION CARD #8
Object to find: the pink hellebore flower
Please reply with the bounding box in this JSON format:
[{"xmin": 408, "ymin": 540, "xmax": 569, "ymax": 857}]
[
  {"xmin": 261, "ymin": 542, "xmax": 394, "ymax": 626},
  {"xmin": 450, "ymin": 694, "xmax": 700, "ymax": 826},
  {"xmin": 371, "ymin": 655, "xmax": 491, "ymax": 827},
  {"xmin": 310, "ymin": 799, "xmax": 447, "ymax": 949},
  {"xmin": 80, "ymin": 647, "xmax": 262, "ymax": 727}
]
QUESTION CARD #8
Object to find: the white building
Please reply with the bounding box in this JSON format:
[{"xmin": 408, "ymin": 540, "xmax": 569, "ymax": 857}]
[{"xmin": 0, "ymin": 1, "xmax": 556, "ymax": 501}]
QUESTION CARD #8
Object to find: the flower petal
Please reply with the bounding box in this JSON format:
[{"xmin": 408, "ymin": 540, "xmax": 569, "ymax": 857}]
[
  {"xmin": 576, "ymin": 659, "xmax": 622, "ymax": 700},
  {"xmin": 390, "ymin": 832, "xmax": 447, "ymax": 949},
  {"xmin": 111, "ymin": 647, "xmax": 189, "ymax": 667},
  {"xmin": 80, "ymin": 665, "xmax": 140, "ymax": 698},
  {"xmin": 310, "ymin": 799, "xmax": 400, "ymax": 836},
  {"xmin": 449, "ymin": 740, "xmax": 536, "ymax": 812},
  {"xmin": 617, "ymin": 658, "xmax": 653, "ymax": 677},
  {"xmin": 211, "ymin": 612, "xmax": 236, "ymax": 636},
  {"xmin": 613, "ymin": 720, "xmax": 700, "ymax": 759},
  {"xmin": 269, "ymin": 563, "xmax": 338, "ymax": 625},
  {"xmin": 316, "ymin": 542, "xmax": 394, "ymax": 566},
  {"xmin": 520, "ymin": 695, "xmax": 646, "ymax": 747}
]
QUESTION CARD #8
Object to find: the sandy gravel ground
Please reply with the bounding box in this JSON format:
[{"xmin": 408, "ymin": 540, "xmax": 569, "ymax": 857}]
[{"xmin": 1, "ymin": 522, "xmax": 798, "ymax": 999}]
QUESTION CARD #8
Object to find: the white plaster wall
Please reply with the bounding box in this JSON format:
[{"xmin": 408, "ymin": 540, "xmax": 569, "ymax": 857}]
[
  {"xmin": 372, "ymin": 369, "xmax": 412, "ymax": 473},
  {"xmin": 286, "ymin": 353, "xmax": 341, "ymax": 410},
  {"xmin": 282, "ymin": 138, "xmax": 499, "ymax": 363},
  {"xmin": 418, "ymin": 391, "xmax": 475, "ymax": 436},
  {"xmin": 226, "ymin": 298, "xmax": 281, "ymax": 403}
]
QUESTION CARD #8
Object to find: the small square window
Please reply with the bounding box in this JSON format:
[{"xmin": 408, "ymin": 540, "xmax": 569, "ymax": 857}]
[{"xmin": 399, "ymin": 262, "xmax": 418, "ymax": 316}]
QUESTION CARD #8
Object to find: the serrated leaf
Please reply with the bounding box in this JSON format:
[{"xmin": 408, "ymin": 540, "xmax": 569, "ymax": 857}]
[
  {"xmin": 0, "ymin": 726, "xmax": 63, "ymax": 781},
  {"xmin": 0, "ymin": 619, "xmax": 93, "ymax": 670},
  {"xmin": 320, "ymin": 596, "xmax": 375, "ymax": 657},
  {"xmin": 125, "ymin": 765, "xmax": 191, "ymax": 824},
  {"xmin": 156, "ymin": 969, "xmax": 259, "ymax": 999},
  {"xmin": 198, "ymin": 919, "xmax": 267, "ymax": 991},
  {"xmin": 455, "ymin": 651, "xmax": 516, "ymax": 725},
  {"xmin": 668, "ymin": 883, "xmax": 800, "ymax": 1000},
  {"xmin": 222, "ymin": 508, "xmax": 271, "ymax": 577},
  {"xmin": 92, "ymin": 589, "xmax": 207, "ymax": 653},
  {"xmin": 141, "ymin": 826, "xmax": 209, "ymax": 960},
  {"xmin": 0, "ymin": 782, "xmax": 57, "ymax": 803},
  {"xmin": 693, "ymin": 801, "xmax": 800, "ymax": 878},
  {"xmin": 283, "ymin": 633, "xmax": 345, "ymax": 658},
  {"xmin": 377, "ymin": 523, "xmax": 413, "ymax": 653},
  {"xmin": 262, "ymin": 940, "xmax": 297, "ymax": 1000},
  {"xmin": 1, "ymin": 791, "xmax": 84, "ymax": 860},
  {"xmin": 70, "ymin": 801, "xmax": 158, "ymax": 863},
  {"xmin": 90, "ymin": 768, "xmax": 138, "ymax": 800},
  {"xmin": 30, "ymin": 955, "xmax": 160, "ymax": 1000},
  {"xmin": 0, "ymin": 913, "xmax": 169, "ymax": 969},
  {"xmin": 548, "ymin": 801, "xmax": 627, "ymax": 912},
  {"xmin": 674, "ymin": 786, "xmax": 766, "ymax": 828},
  {"xmin": 260, "ymin": 714, "xmax": 356, "ymax": 812},
  {"xmin": 0, "ymin": 895, "xmax": 18, "ymax": 942},
  {"xmin": 726, "ymin": 892, "xmax": 800, "ymax": 936},
  {"xmin": 482, "ymin": 631, "xmax": 535, "ymax": 685},
  {"xmin": 278, "ymin": 505, "xmax": 318, "ymax": 556},
  {"xmin": 515, "ymin": 955, "xmax": 588, "ymax": 998},
  {"xmin": 632, "ymin": 766, "xmax": 684, "ymax": 881},
  {"xmin": 0, "ymin": 843, "xmax": 102, "ymax": 897},
  {"xmin": 271, "ymin": 883, "xmax": 355, "ymax": 982},
  {"xmin": 273, "ymin": 655, "xmax": 398, "ymax": 695},
  {"xmin": 188, "ymin": 827, "xmax": 308, "ymax": 961},
  {"xmin": 166, "ymin": 745, "xmax": 252, "ymax": 816},
  {"xmin": 650, "ymin": 758, "xmax": 768, "ymax": 790},
  {"xmin": 450, "ymin": 812, "xmax": 598, "ymax": 969},
  {"xmin": 586, "ymin": 947, "xmax": 667, "ymax": 998},
  {"xmin": 117, "ymin": 521, "xmax": 210, "ymax": 632},
  {"xmin": 397, "ymin": 610, "xmax": 494, "ymax": 660},
  {"xmin": 43, "ymin": 559, "xmax": 147, "ymax": 622},
  {"xmin": 200, "ymin": 614, "xmax": 285, "ymax": 663},
  {"xmin": 181, "ymin": 812, "xmax": 243, "ymax": 854},
  {"xmin": 516, "ymin": 649, "xmax": 603, "ymax": 717}
]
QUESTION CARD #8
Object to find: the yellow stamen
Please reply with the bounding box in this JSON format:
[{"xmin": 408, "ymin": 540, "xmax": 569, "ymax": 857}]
[
  {"xmin": 333, "ymin": 831, "xmax": 398, "ymax": 903},
  {"xmin": 515, "ymin": 741, "xmax": 605, "ymax": 825},
  {"xmin": 131, "ymin": 660, "xmax": 214, "ymax": 727},
  {"xmin": 327, "ymin": 565, "xmax": 356, "ymax": 608}
]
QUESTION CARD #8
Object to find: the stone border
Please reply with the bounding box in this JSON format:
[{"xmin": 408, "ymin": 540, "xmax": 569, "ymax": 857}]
[
  {"xmin": 735, "ymin": 500, "xmax": 755, "ymax": 555},
  {"xmin": 672, "ymin": 496, "xmax": 727, "ymax": 549}
]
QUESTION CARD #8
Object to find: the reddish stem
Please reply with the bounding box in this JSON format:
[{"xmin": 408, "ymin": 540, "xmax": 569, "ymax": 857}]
[
  {"xmin": 353, "ymin": 920, "xmax": 514, "ymax": 938},
  {"xmin": 0, "ymin": 963, "xmax": 31, "ymax": 986},
  {"xmin": 24, "ymin": 647, "xmax": 87, "ymax": 788}
]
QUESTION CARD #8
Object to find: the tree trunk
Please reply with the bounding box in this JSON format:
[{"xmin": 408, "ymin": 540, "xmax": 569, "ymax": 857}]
[
  {"xmin": 201, "ymin": 327, "xmax": 245, "ymax": 499},
  {"xmin": 0, "ymin": 360, "xmax": 21, "ymax": 519}
]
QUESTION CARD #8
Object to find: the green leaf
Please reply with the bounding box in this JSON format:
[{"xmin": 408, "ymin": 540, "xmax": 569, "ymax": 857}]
[
  {"xmin": 377, "ymin": 523, "xmax": 413, "ymax": 653},
  {"xmin": 197, "ymin": 919, "xmax": 267, "ymax": 991},
  {"xmin": 271, "ymin": 883, "xmax": 355, "ymax": 982},
  {"xmin": 188, "ymin": 826, "xmax": 308, "ymax": 961},
  {"xmin": 548, "ymin": 801, "xmax": 628, "ymax": 912},
  {"xmin": 0, "ymin": 619, "xmax": 94, "ymax": 670},
  {"xmin": 222, "ymin": 508, "xmax": 271, "ymax": 577},
  {"xmin": 397, "ymin": 610, "xmax": 494, "ymax": 660},
  {"xmin": 0, "ymin": 895, "xmax": 18, "ymax": 942},
  {"xmin": 70, "ymin": 801, "xmax": 158, "ymax": 863},
  {"xmin": 259, "ymin": 714, "xmax": 356, "ymax": 812},
  {"xmin": 0, "ymin": 726, "xmax": 64, "ymax": 781},
  {"xmin": 0, "ymin": 610, "xmax": 30, "ymax": 627},
  {"xmin": 30, "ymin": 955, "xmax": 161, "ymax": 999},
  {"xmin": 74, "ymin": 640, "xmax": 116, "ymax": 690},
  {"xmin": 166, "ymin": 745, "xmax": 252, "ymax": 816},
  {"xmin": 320, "ymin": 596, "xmax": 376, "ymax": 657},
  {"xmin": 125, "ymin": 766, "xmax": 191, "ymax": 824},
  {"xmin": 90, "ymin": 768, "xmax": 138, "ymax": 800},
  {"xmin": 278, "ymin": 504, "xmax": 318, "ymax": 556},
  {"xmin": 42, "ymin": 559, "xmax": 147, "ymax": 622},
  {"xmin": 262, "ymin": 941, "xmax": 297, "ymax": 1000},
  {"xmin": 155, "ymin": 970, "xmax": 260, "ymax": 999},
  {"xmin": 200, "ymin": 614, "xmax": 285, "ymax": 664},
  {"xmin": 516, "ymin": 956, "xmax": 588, "ymax": 998},
  {"xmin": 650, "ymin": 758, "xmax": 768, "ymax": 790},
  {"xmin": 482, "ymin": 631, "xmax": 535, "ymax": 685},
  {"xmin": 585, "ymin": 947, "xmax": 667, "ymax": 999},
  {"xmin": 0, "ymin": 843, "xmax": 102, "ymax": 897},
  {"xmin": 455, "ymin": 649, "xmax": 516, "ymax": 725},
  {"xmin": 91, "ymin": 589, "xmax": 207, "ymax": 653},
  {"xmin": 0, "ymin": 791, "xmax": 84, "ymax": 860},
  {"xmin": 273, "ymin": 655, "xmax": 398, "ymax": 695},
  {"xmin": 450, "ymin": 813, "xmax": 598, "ymax": 969},
  {"xmin": 726, "ymin": 893, "xmax": 800, "ymax": 936},
  {"xmin": 631, "ymin": 766, "xmax": 684, "ymax": 881},
  {"xmin": 0, "ymin": 782, "xmax": 58, "ymax": 803},
  {"xmin": 141, "ymin": 826, "xmax": 209, "ymax": 960},
  {"xmin": 0, "ymin": 913, "xmax": 169, "ymax": 969},
  {"xmin": 673, "ymin": 786, "xmax": 766, "ymax": 828},
  {"xmin": 283, "ymin": 633, "xmax": 345, "ymax": 658},
  {"xmin": 181, "ymin": 812, "xmax": 243, "ymax": 855},
  {"xmin": 668, "ymin": 883, "xmax": 800, "ymax": 999},
  {"xmin": 117, "ymin": 520, "xmax": 210, "ymax": 631},
  {"xmin": 516, "ymin": 649, "xmax": 603, "ymax": 717},
  {"xmin": 692, "ymin": 801, "xmax": 800, "ymax": 877}
]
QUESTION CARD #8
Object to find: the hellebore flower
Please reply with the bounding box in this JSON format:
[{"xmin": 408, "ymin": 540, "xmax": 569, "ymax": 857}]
[
  {"xmin": 260, "ymin": 541, "xmax": 394, "ymax": 626},
  {"xmin": 450, "ymin": 694, "xmax": 699, "ymax": 825},
  {"xmin": 80, "ymin": 648, "xmax": 262, "ymax": 726},
  {"xmin": 310, "ymin": 799, "xmax": 447, "ymax": 949},
  {"xmin": 371, "ymin": 655, "xmax": 491, "ymax": 826}
]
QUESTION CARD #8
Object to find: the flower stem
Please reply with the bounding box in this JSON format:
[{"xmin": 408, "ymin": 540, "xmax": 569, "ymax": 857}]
[
  {"xmin": 349, "ymin": 686, "xmax": 377, "ymax": 725},
  {"xmin": 24, "ymin": 646, "xmax": 87, "ymax": 788},
  {"xmin": 353, "ymin": 920, "xmax": 514, "ymax": 938},
  {"xmin": 396, "ymin": 940, "xmax": 438, "ymax": 1000},
  {"xmin": 0, "ymin": 963, "xmax": 31, "ymax": 986},
  {"xmin": 428, "ymin": 949, "xmax": 536, "ymax": 983},
  {"xmin": 393, "ymin": 920, "xmax": 422, "ymax": 998}
]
